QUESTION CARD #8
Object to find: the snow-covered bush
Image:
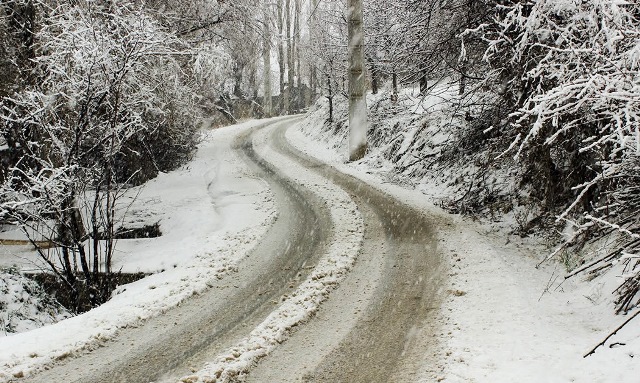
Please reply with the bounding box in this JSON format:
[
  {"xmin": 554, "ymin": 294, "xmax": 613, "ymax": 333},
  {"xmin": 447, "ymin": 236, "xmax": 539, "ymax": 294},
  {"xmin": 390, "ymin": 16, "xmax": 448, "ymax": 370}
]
[
  {"xmin": 465, "ymin": 0, "xmax": 640, "ymax": 313},
  {"xmin": 0, "ymin": 268, "xmax": 70, "ymax": 336},
  {"xmin": 0, "ymin": 0, "xmax": 201, "ymax": 311}
]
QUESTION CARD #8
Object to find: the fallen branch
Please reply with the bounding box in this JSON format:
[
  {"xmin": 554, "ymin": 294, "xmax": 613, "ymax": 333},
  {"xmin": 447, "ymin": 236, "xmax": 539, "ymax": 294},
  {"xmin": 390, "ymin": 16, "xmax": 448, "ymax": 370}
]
[{"xmin": 584, "ymin": 310, "xmax": 640, "ymax": 358}]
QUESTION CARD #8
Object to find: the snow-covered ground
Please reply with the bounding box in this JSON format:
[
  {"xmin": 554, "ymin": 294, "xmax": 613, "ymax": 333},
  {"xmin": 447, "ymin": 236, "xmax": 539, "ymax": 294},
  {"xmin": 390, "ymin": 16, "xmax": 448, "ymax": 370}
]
[
  {"xmin": 0, "ymin": 118, "xmax": 281, "ymax": 381},
  {"xmin": 1, "ymin": 111, "xmax": 638, "ymax": 382},
  {"xmin": 0, "ymin": 268, "xmax": 70, "ymax": 337},
  {"xmin": 287, "ymin": 114, "xmax": 640, "ymax": 382}
]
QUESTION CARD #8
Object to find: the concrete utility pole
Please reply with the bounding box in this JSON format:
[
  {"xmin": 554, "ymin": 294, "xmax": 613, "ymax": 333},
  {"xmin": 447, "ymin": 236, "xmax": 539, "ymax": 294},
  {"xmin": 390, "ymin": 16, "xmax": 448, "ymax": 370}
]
[{"xmin": 347, "ymin": 0, "xmax": 367, "ymax": 161}]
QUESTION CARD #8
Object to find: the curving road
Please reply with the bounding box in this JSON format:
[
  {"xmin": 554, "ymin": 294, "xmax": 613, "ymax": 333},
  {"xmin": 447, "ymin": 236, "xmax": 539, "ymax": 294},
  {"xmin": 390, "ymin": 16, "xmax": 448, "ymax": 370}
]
[
  {"xmin": 246, "ymin": 123, "xmax": 447, "ymax": 382},
  {"xmin": 20, "ymin": 118, "xmax": 446, "ymax": 383}
]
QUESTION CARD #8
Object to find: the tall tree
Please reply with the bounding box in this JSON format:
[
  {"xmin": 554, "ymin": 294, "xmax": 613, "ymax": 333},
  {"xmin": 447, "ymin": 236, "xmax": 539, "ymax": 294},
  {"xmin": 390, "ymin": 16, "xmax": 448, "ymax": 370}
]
[
  {"xmin": 262, "ymin": 0, "xmax": 273, "ymax": 117},
  {"xmin": 277, "ymin": 0, "xmax": 286, "ymax": 113},
  {"xmin": 308, "ymin": 0, "xmax": 319, "ymax": 104},
  {"xmin": 347, "ymin": 0, "xmax": 367, "ymax": 161},
  {"xmin": 285, "ymin": 0, "xmax": 293, "ymax": 114},
  {"xmin": 294, "ymin": 0, "xmax": 302, "ymax": 109}
]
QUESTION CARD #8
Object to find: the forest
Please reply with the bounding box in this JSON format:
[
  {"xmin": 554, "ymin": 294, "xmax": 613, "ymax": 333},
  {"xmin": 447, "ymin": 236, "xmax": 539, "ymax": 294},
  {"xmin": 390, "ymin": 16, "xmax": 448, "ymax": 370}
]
[{"xmin": 1, "ymin": 0, "xmax": 639, "ymax": 327}]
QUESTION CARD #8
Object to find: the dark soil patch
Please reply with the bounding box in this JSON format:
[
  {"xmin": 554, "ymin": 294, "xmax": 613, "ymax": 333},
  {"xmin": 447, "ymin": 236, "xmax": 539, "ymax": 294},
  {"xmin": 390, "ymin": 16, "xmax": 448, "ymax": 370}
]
[
  {"xmin": 114, "ymin": 222, "xmax": 162, "ymax": 239},
  {"xmin": 27, "ymin": 272, "xmax": 148, "ymax": 313}
]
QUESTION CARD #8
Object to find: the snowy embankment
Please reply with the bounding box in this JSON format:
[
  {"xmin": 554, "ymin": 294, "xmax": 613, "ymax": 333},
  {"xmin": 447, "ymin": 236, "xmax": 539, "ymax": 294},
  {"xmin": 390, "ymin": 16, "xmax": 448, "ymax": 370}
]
[
  {"xmin": 287, "ymin": 110, "xmax": 640, "ymax": 382},
  {"xmin": 0, "ymin": 119, "xmax": 280, "ymax": 381},
  {"xmin": 0, "ymin": 269, "xmax": 70, "ymax": 337},
  {"xmin": 180, "ymin": 122, "xmax": 364, "ymax": 383}
]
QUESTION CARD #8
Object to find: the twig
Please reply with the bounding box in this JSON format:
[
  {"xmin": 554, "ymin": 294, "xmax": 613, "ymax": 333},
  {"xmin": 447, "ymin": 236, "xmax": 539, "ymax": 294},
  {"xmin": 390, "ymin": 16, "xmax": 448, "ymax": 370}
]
[
  {"xmin": 565, "ymin": 238, "xmax": 640, "ymax": 279},
  {"xmin": 565, "ymin": 248, "xmax": 622, "ymax": 279},
  {"xmin": 584, "ymin": 310, "xmax": 640, "ymax": 357},
  {"xmin": 539, "ymin": 264, "xmax": 560, "ymax": 301}
]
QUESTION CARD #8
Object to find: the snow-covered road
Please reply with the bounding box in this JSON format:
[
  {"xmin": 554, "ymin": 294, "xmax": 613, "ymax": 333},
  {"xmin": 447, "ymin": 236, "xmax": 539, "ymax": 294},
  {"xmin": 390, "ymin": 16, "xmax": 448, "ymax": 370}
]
[
  {"xmin": 16, "ymin": 118, "xmax": 338, "ymax": 382},
  {"xmin": 6, "ymin": 117, "xmax": 640, "ymax": 383},
  {"xmin": 246, "ymin": 124, "xmax": 447, "ymax": 382},
  {"xmin": 14, "ymin": 117, "xmax": 445, "ymax": 382}
]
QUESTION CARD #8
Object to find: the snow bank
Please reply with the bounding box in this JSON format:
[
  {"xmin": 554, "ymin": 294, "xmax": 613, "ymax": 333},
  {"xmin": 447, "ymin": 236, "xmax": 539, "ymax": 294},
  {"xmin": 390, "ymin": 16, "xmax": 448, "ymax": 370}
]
[
  {"xmin": 0, "ymin": 268, "xmax": 70, "ymax": 337},
  {"xmin": 432, "ymin": 225, "xmax": 640, "ymax": 383},
  {"xmin": 297, "ymin": 83, "xmax": 510, "ymax": 207}
]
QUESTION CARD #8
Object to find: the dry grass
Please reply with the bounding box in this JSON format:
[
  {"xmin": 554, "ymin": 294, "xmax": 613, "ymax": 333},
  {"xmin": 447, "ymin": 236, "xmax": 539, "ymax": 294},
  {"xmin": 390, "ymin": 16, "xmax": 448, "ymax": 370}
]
[{"xmin": 0, "ymin": 239, "xmax": 55, "ymax": 249}]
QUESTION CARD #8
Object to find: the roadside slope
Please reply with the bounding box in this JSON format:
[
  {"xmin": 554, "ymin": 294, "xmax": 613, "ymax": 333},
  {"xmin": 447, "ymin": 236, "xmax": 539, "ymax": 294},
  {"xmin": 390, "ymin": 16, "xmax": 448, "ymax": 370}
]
[{"xmin": 286, "ymin": 120, "xmax": 640, "ymax": 383}]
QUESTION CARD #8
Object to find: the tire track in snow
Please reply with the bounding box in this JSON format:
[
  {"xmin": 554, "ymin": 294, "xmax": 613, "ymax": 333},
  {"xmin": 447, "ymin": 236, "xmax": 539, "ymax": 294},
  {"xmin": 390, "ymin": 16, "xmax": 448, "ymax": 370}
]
[
  {"xmin": 179, "ymin": 121, "xmax": 365, "ymax": 382},
  {"xmin": 249, "ymin": 124, "xmax": 447, "ymax": 383}
]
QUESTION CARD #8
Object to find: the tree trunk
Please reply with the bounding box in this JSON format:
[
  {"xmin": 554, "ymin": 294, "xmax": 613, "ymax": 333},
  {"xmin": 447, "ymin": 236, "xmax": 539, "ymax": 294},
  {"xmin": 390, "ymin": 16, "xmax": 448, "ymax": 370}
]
[
  {"xmin": 327, "ymin": 73, "xmax": 333, "ymax": 123},
  {"xmin": 294, "ymin": 0, "xmax": 301, "ymax": 110},
  {"xmin": 391, "ymin": 72, "xmax": 398, "ymax": 103},
  {"xmin": 308, "ymin": 0, "xmax": 319, "ymax": 106},
  {"xmin": 459, "ymin": 62, "xmax": 467, "ymax": 95},
  {"xmin": 91, "ymin": 186, "xmax": 101, "ymax": 276},
  {"xmin": 285, "ymin": 0, "xmax": 293, "ymax": 114},
  {"xmin": 347, "ymin": 0, "xmax": 367, "ymax": 161},
  {"xmin": 367, "ymin": 56, "xmax": 378, "ymax": 94},
  {"xmin": 262, "ymin": 1, "xmax": 272, "ymax": 117},
  {"xmin": 419, "ymin": 68, "xmax": 428, "ymax": 94},
  {"xmin": 249, "ymin": 63, "xmax": 258, "ymax": 100},
  {"xmin": 233, "ymin": 62, "xmax": 244, "ymax": 98},
  {"xmin": 277, "ymin": 0, "xmax": 285, "ymax": 113}
]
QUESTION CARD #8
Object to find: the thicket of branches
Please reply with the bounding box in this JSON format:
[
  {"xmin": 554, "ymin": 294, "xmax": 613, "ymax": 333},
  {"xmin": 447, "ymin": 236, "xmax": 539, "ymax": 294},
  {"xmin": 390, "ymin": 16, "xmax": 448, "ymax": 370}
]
[
  {"xmin": 465, "ymin": 0, "xmax": 640, "ymax": 315},
  {"xmin": 0, "ymin": 0, "xmax": 210, "ymax": 311}
]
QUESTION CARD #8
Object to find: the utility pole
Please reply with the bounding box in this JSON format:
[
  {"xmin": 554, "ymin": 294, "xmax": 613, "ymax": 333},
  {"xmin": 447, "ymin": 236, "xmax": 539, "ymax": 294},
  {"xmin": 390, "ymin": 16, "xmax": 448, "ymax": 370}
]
[{"xmin": 347, "ymin": 0, "xmax": 367, "ymax": 161}]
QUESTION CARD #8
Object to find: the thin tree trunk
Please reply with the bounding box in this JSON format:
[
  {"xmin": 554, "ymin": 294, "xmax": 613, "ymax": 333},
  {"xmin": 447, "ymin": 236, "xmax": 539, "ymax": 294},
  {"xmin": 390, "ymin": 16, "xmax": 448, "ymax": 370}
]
[
  {"xmin": 419, "ymin": 68, "xmax": 428, "ymax": 94},
  {"xmin": 367, "ymin": 56, "xmax": 378, "ymax": 95},
  {"xmin": 262, "ymin": 1, "xmax": 272, "ymax": 117},
  {"xmin": 308, "ymin": 0, "xmax": 318, "ymax": 106},
  {"xmin": 233, "ymin": 63, "xmax": 243, "ymax": 98},
  {"xmin": 391, "ymin": 72, "xmax": 398, "ymax": 103},
  {"xmin": 92, "ymin": 186, "xmax": 100, "ymax": 276},
  {"xmin": 249, "ymin": 63, "xmax": 258, "ymax": 100},
  {"xmin": 65, "ymin": 193, "xmax": 89, "ymax": 283},
  {"xmin": 285, "ymin": 0, "xmax": 292, "ymax": 114},
  {"xmin": 459, "ymin": 63, "xmax": 467, "ymax": 95},
  {"xmin": 105, "ymin": 170, "xmax": 114, "ymax": 276},
  {"xmin": 294, "ymin": 0, "xmax": 301, "ymax": 110},
  {"xmin": 277, "ymin": 0, "xmax": 285, "ymax": 113},
  {"xmin": 327, "ymin": 72, "xmax": 333, "ymax": 123},
  {"xmin": 348, "ymin": 0, "xmax": 367, "ymax": 161}
]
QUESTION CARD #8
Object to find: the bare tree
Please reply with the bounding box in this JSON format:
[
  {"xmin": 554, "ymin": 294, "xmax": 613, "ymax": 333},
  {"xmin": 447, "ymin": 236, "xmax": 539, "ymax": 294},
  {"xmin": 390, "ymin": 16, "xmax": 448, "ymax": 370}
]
[
  {"xmin": 294, "ymin": 0, "xmax": 302, "ymax": 110},
  {"xmin": 277, "ymin": 0, "xmax": 286, "ymax": 113},
  {"xmin": 0, "ymin": 0, "xmax": 198, "ymax": 311},
  {"xmin": 285, "ymin": 0, "xmax": 293, "ymax": 114}
]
